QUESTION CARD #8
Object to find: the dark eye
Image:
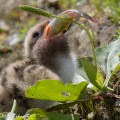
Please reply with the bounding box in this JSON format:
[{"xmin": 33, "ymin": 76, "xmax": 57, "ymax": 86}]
[{"xmin": 32, "ymin": 31, "xmax": 40, "ymax": 38}]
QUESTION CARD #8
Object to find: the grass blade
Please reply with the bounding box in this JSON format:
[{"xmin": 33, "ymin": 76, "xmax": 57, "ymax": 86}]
[{"xmin": 19, "ymin": 5, "xmax": 54, "ymax": 17}]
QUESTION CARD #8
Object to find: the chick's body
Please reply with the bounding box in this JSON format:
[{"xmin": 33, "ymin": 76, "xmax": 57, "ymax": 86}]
[{"xmin": 0, "ymin": 20, "xmax": 75, "ymax": 114}]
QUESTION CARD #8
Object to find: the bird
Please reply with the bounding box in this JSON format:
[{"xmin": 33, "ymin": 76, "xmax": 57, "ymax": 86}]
[{"xmin": 0, "ymin": 20, "xmax": 76, "ymax": 114}]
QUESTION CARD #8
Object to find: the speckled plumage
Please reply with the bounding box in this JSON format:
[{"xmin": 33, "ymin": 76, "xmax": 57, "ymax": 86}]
[{"xmin": 0, "ymin": 20, "xmax": 75, "ymax": 114}]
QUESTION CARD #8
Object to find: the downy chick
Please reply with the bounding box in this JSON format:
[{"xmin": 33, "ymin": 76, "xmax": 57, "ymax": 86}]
[{"xmin": 0, "ymin": 20, "xmax": 75, "ymax": 114}]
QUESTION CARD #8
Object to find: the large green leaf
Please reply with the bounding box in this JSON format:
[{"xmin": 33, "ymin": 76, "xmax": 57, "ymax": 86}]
[
  {"xmin": 26, "ymin": 108, "xmax": 79, "ymax": 120},
  {"xmin": 95, "ymin": 37, "xmax": 120, "ymax": 87},
  {"xmin": 106, "ymin": 37, "xmax": 120, "ymax": 78},
  {"xmin": 96, "ymin": 37, "xmax": 120, "ymax": 79},
  {"xmin": 77, "ymin": 58, "xmax": 104, "ymax": 90},
  {"xmin": 96, "ymin": 40, "xmax": 117, "ymax": 74},
  {"xmin": 25, "ymin": 80, "xmax": 88, "ymax": 102},
  {"xmin": 13, "ymin": 108, "xmax": 79, "ymax": 120}
]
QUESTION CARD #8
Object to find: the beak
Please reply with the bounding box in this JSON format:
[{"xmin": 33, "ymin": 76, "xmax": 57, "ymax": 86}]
[{"xmin": 43, "ymin": 20, "xmax": 51, "ymax": 39}]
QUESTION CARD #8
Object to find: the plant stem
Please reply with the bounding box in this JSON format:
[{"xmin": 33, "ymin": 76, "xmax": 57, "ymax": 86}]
[
  {"xmin": 72, "ymin": 21, "xmax": 97, "ymax": 67},
  {"xmin": 11, "ymin": 99, "xmax": 17, "ymax": 113},
  {"xmin": 47, "ymin": 95, "xmax": 97, "ymax": 112}
]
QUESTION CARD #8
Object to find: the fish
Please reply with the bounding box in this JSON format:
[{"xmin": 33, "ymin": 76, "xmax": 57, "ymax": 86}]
[{"xmin": 43, "ymin": 9, "xmax": 96, "ymax": 39}]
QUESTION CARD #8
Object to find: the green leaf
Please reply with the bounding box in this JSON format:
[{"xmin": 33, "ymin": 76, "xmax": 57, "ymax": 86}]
[
  {"xmin": 14, "ymin": 116, "xmax": 23, "ymax": 120},
  {"xmin": 77, "ymin": 57, "xmax": 93, "ymax": 81},
  {"xmin": 25, "ymin": 80, "xmax": 88, "ymax": 102},
  {"xmin": 109, "ymin": 63, "xmax": 120, "ymax": 80},
  {"xmin": 96, "ymin": 41, "xmax": 117, "ymax": 74},
  {"xmin": 79, "ymin": 58, "xmax": 104, "ymax": 90},
  {"xmin": 19, "ymin": 5, "xmax": 54, "ymax": 18},
  {"xmin": 26, "ymin": 108, "xmax": 79, "ymax": 120},
  {"xmin": 106, "ymin": 37, "xmax": 120, "ymax": 78},
  {"xmin": 27, "ymin": 114, "xmax": 46, "ymax": 120},
  {"xmin": 96, "ymin": 37, "xmax": 120, "ymax": 79},
  {"xmin": 0, "ymin": 113, "xmax": 7, "ymax": 120},
  {"xmin": 0, "ymin": 116, "xmax": 6, "ymax": 120},
  {"xmin": 95, "ymin": 37, "xmax": 120, "ymax": 86},
  {"xmin": 104, "ymin": 63, "xmax": 120, "ymax": 89},
  {"xmin": 46, "ymin": 112, "xmax": 78, "ymax": 120}
]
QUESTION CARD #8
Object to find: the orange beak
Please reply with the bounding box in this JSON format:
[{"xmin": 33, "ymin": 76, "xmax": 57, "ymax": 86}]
[{"xmin": 43, "ymin": 21, "xmax": 51, "ymax": 39}]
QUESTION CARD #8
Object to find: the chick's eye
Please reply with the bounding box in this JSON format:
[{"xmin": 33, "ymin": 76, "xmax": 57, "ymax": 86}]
[{"xmin": 32, "ymin": 31, "xmax": 40, "ymax": 38}]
